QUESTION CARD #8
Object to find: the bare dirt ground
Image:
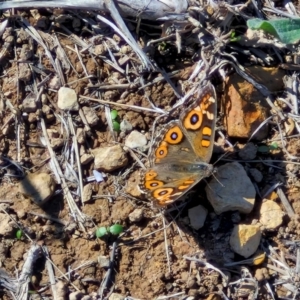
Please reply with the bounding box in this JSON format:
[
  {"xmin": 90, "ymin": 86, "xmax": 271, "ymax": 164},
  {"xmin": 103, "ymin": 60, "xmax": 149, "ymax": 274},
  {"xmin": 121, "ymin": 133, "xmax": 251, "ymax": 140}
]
[{"xmin": 0, "ymin": 2, "xmax": 300, "ymax": 300}]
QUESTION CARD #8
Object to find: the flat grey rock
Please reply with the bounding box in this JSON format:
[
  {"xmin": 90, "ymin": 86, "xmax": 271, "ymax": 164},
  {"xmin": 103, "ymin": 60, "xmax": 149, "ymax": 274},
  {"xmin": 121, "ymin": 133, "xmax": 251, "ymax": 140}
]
[{"xmin": 206, "ymin": 162, "xmax": 256, "ymax": 214}]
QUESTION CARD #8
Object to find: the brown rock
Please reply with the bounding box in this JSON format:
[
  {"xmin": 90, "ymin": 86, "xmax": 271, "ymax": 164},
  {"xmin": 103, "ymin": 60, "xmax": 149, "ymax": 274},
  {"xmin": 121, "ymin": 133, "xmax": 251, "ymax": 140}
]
[
  {"xmin": 19, "ymin": 172, "xmax": 56, "ymax": 205},
  {"xmin": 223, "ymin": 67, "xmax": 284, "ymax": 140}
]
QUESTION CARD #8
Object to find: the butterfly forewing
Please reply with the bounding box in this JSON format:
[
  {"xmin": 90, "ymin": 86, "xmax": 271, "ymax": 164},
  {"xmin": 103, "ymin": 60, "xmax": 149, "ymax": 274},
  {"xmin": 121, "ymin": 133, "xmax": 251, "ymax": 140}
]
[{"xmin": 180, "ymin": 83, "xmax": 216, "ymax": 163}]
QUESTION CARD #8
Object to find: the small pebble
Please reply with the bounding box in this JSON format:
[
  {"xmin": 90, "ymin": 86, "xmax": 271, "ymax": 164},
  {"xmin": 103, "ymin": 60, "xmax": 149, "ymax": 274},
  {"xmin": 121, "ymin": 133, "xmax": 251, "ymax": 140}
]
[
  {"xmin": 93, "ymin": 145, "xmax": 128, "ymax": 172},
  {"xmin": 230, "ymin": 224, "xmax": 261, "ymax": 258},
  {"xmin": 80, "ymin": 153, "xmax": 94, "ymax": 165},
  {"xmin": 98, "ymin": 256, "xmax": 110, "ymax": 268},
  {"xmin": 108, "ymin": 293, "xmax": 125, "ymax": 300},
  {"xmin": 125, "ymin": 130, "xmax": 147, "ymax": 149},
  {"xmin": 259, "ymin": 200, "xmax": 283, "ymax": 229},
  {"xmin": 238, "ymin": 142, "xmax": 257, "ymax": 160},
  {"xmin": 57, "ymin": 87, "xmax": 79, "ymax": 111},
  {"xmin": 120, "ymin": 119, "xmax": 133, "ymax": 133},
  {"xmin": 129, "ymin": 208, "xmax": 144, "ymax": 222},
  {"xmin": 249, "ymin": 168, "xmax": 263, "ymax": 182},
  {"xmin": 82, "ymin": 106, "xmax": 99, "ymax": 127},
  {"xmin": 188, "ymin": 205, "xmax": 208, "ymax": 230}
]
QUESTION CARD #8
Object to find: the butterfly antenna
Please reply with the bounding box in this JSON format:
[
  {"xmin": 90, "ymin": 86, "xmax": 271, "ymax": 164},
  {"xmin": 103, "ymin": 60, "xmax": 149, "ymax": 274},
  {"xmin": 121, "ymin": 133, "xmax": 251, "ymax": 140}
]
[
  {"xmin": 211, "ymin": 171, "xmax": 224, "ymax": 188},
  {"xmin": 212, "ymin": 140, "xmax": 238, "ymax": 166}
]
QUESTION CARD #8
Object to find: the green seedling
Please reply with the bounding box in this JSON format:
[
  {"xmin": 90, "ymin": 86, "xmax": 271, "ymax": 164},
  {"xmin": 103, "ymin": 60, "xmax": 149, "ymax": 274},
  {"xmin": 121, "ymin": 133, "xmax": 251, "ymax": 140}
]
[
  {"xmin": 109, "ymin": 224, "xmax": 124, "ymax": 235},
  {"xmin": 257, "ymin": 145, "xmax": 269, "ymax": 153},
  {"xmin": 110, "ymin": 110, "xmax": 118, "ymax": 120},
  {"xmin": 230, "ymin": 31, "xmax": 241, "ymax": 42},
  {"xmin": 16, "ymin": 229, "xmax": 23, "ymax": 239},
  {"xmin": 110, "ymin": 110, "xmax": 120, "ymax": 132},
  {"xmin": 270, "ymin": 142, "xmax": 278, "ymax": 150},
  {"xmin": 258, "ymin": 142, "xmax": 279, "ymax": 153},
  {"xmin": 96, "ymin": 227, "xmax": 109, "ymax": 238},
  {"xmin": 112, "ymin": 120, "xmax": 120, "ymax": 132},
  {"xmin": 95, "ymin": 224, "xmax": 124, "ymax": 238}
]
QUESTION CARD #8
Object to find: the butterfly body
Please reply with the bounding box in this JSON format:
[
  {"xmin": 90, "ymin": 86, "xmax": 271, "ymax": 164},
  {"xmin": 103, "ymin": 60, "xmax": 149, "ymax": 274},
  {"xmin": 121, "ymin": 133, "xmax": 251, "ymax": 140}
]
[{"xmin": 141, "ymin": 83, "xmax": 217, "ymax": 207}]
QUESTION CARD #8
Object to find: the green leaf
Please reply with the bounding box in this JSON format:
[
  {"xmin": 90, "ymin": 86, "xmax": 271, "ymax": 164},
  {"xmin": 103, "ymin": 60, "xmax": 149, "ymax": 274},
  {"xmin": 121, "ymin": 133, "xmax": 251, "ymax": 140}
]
[
  {"xmin": 28, "ymin": 290, "xmax": 36, "ymax": 294},
  {"xmin": 95, "ymin": 227, "xmax": 108, "ymax": 238},
  {"xmin": 270, "ymin": 142, "xmax": 278, "ymax": 150},
  {"xmin": 247, "ymin": 18, "xmax": 300, "ymax": 44},
  {"xmin": 230, "ymin": 31, "xmax": 241, "ymax": 42},
  {"xmin": 109, "ymin": 224, "xmax": 123, "ymax": 235},
  {"xmin": 110, "ymin": 110, "xmax": 118, "ymax": 120},
  {"xmin": 257, "ymin": 145, "xmax": 270, "ymax": 153},
  {"xmin": 16, "ymin": 229, "xmax": 23, "ymax": 239},
  {"xmin": 112, "ymin": 121, "xmax": 120, "ymax": 132}
]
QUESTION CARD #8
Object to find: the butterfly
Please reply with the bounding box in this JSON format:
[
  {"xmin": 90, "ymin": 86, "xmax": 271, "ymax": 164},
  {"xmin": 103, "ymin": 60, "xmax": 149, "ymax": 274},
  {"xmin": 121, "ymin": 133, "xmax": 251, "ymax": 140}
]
[{"xmin": 140, "ymin": 82, "xmax": 216, "ymax": 206}]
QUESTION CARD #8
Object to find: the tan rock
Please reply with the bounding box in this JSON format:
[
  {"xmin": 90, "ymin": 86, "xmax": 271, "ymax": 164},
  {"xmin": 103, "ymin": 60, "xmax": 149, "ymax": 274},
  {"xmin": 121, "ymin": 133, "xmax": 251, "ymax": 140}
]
[
  {"xmin": 255, "ymin": 267, "xmax": 270, "ymax": 282},
  {"xmin": 76, "ymin": 128, "xmax": 85, "ymax": 144},
  {"xmin": 80, "ymin": 153, "xmax": 94, "ymax": 165},
  {"xmin": 259, "ymin": 200, "xmax": 283, "ymax": 229},
  {"xmin": 230, "ymin": 224, "xmax": 262, "ymax": 258},
  {"xmin": 82, "ymin": 184, "xmax": 93, "ymax": 203},
  {"xmin": 98, "ymin": 255, "xmax": 110, "ymax": 268},
  {"xmin": 82, "ymin": 106, "xmax": 99, "ymax": 127},
  {"xmin": 125, "ymin": 130, "xmax": 147, "ymax": 149},
  {"xmin": 0, "ymin": 213, "xmax": 14, "ymax": 236},
  {"xmin": 109, "ymin": 293, "xmax": 125, "ymax": 300},
  {"xmin": 19, "ymin": 172, "xmax": 56, "ymax": 205},
  {"xmin": 129, "ymin": 208, "xmax": 144, "ymax": 222},
  {"xmin": 92, "ymin": 144, "xmax": 128, "ymax": 172},
  {"xmin": 22, "ymin": 92, "xmax": 37, "ymax": 113},
  {"xmin": 57, "ymin": 87, "xmax": 79, "ymax": 111}
]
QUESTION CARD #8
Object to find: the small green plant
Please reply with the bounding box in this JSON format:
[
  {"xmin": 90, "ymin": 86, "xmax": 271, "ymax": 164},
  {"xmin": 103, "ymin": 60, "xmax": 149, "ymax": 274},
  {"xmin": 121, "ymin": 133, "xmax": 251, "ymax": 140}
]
[
  {"xmin": 109, "ymin": 224, "xmax": 124, "ymax": 235},
  {"xmin": 16, "ymin": 229, "xmax": 23, "ymax": 239},
  {"xmin": 257, "ymin": 145, "xmax": 269, "ymax": 153},
  {"xmin": 110, "ymin": 109, "xmax": 118, "ymax": 120},
  {"xmin": 230, "ymin": 31, "xmax": 241, "ymax": 42},
  {"xmin": 95, "ymin": 227, "xmax": 108, "ymax": 238},
  {"xmin": 110, "ymin": 110, "xmax": 121, "ymax": 132},
  {"xmin": 112, "ymin": 121, "xmax": 120, "ymax": 132},
  {"xmin": 95, "ymin": 224, "xmax": 124, "ymax": 238},
  {"xmin": 258, "ymin": 142, "xmax": 279, "ymax": 153}
]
